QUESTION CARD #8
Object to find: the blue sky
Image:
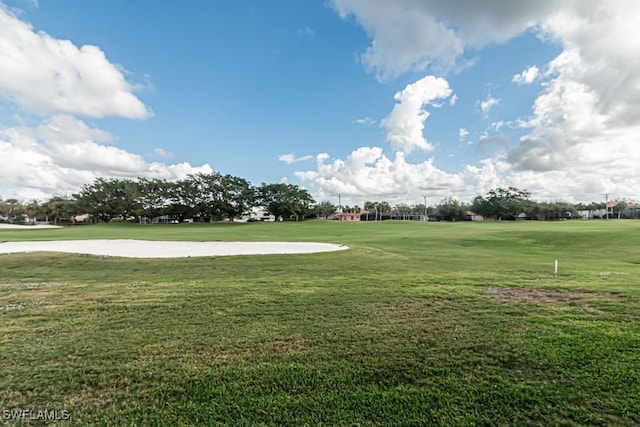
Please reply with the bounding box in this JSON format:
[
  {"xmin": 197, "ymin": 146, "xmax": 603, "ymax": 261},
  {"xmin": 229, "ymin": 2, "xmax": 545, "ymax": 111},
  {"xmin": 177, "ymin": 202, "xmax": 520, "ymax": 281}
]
[{"xmin": 1, "ymin": 0, "xmax": 638, "ymax": 206}]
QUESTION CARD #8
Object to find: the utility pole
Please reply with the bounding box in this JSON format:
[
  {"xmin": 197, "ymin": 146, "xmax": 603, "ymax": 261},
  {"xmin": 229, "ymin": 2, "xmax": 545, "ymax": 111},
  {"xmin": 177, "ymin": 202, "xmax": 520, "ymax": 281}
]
[
  {"xmin": 604, "ymin": 193, "xmax": 608, "ymax": 220},
  {"xmin": 424, "ymin": 195, "xmax": 427, "ymax": 222}
]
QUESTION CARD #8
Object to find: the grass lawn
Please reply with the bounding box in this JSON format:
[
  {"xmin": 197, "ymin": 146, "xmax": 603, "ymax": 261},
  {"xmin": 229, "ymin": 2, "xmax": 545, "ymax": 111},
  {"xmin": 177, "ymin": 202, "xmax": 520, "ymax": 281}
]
[{"xmin": 1, "ymin": 220, "xmax": 639, "ymax": 426}]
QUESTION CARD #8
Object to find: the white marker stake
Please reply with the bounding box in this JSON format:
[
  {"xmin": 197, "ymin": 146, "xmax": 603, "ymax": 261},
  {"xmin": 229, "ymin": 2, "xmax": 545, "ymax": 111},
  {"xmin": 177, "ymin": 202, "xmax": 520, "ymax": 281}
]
[{"xmin": 554, "ymin": 260, "xmax": 558, "ymax": 278}]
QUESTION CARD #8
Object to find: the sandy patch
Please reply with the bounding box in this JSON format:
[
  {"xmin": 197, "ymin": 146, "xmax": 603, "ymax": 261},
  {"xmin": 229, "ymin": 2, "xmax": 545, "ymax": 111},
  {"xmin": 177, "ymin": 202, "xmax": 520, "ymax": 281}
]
[
  {"xmin": 0, "ymin": 239, "xmax": 348, "ymax": 258},
  {"xmin": 0, "ymin": 223, "xmax": 62, "ymax": 229}
]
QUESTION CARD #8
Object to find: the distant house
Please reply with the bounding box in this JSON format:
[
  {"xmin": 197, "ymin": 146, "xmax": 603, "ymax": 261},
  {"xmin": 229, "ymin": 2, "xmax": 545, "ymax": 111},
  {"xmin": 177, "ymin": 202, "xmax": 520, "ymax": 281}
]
[
  {"xmin": 389, "ymin": 210, "xmax": 426, "ymax": 221},
  {"xmin": 626, "ymin": 203, "xmax": 640, "ymax": 218},
  {"xmin": 234, "ymin": 210, "xmax": 276, "ymax": 222},
  {"xmin": 73, "ymin": 213, "xmax": 93, "ymax": 224},
  {"xmin": 252, "ymin": 210, "xmax": 276, "ymax": 222},
  {"xmin": 465, "ymin": 211, "xmax": 484, "ymax": 221},
  {"xmin": 577, "ymin": 209, "xmax": 606, "ymax": 219},
  {"xmin": 607, "ymin": 201, "xmax": 640, "ymax": 219},
  {"xmin": 332, "ymin": 210, "xmax": 365, "ymax": 221},
  {"xmin": 151, "ymin": 215, "xmax": 174, "ymax": 224}
]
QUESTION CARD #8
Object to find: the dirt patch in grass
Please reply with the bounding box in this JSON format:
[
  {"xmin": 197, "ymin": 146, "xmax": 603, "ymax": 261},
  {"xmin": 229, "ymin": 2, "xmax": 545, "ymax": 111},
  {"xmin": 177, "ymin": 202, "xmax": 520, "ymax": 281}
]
[{"xmin": 486, "ymin": 287, "xmax": 620, "ymax": 306}]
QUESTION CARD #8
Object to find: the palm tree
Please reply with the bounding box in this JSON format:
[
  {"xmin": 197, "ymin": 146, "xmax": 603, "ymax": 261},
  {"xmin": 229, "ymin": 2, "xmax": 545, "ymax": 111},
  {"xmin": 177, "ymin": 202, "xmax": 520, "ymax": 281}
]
[
  {"xmin": 25, "ymin": 200, "xmax": 41, "ymax": 224},
  {"xmin": 615, "ymin": 201, "xmax": 628, "ymax": 219},
  {"xmin": 44, "ymin": 197, "xmax": 68, "ymax": 225},
  {"xmin": 3, "ymin": 199, "xmax": 22, "ymax": 223}
]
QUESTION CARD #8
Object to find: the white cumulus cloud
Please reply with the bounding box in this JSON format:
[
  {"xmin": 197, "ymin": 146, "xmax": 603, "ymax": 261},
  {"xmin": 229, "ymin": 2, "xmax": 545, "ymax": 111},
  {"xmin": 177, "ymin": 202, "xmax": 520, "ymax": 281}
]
[
  {"xmin": 301, "ymin": 0, "xmax": 640, "ymax": 204},
  {"xmin": 381, "ymin": 75, "xmax": 452, "ymax": 153},
  {"xmin": 330, "ymin": 0, "xmax": 571, "ymax": 80},
  {"xmin": 513, "ymin": 65, "xmax": 540, "ymax": 85},
  {"xmin": 507, "ymin": 0, "xmax": 640, "ymax": 183},
  {"xmin": 0, "ymin": 116, "xmax": 212, "ymax": 199},
  {"xmin": 355, "ymin": 117, "xmax": 376, "ymax": 126},
  {"xmin": 0, "ymin": 7, "xmax": 152, "ymax": 119},
  {"xmin": 295, "ymin": 146, "xmax": 469, "ymax": 202},
  {"xmin": 277, "ymin": 153, "xmax": 313, "ymax": 164},
  {"xmin": 480, "ymin": 95, "xmax": 500, "ymax": 115},
  {"xmin": 0, "ymin": 6, "xmax": 214, "ymax": 201},
  {"xmin": 153, "ymin": 148, "xmax": 173, "ymax": 159}
]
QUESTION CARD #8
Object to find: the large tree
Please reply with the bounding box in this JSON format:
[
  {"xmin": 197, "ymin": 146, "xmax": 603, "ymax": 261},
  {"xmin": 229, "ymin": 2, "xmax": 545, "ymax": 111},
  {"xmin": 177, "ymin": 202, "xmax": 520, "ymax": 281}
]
[
  {"xmin": 74, "ymin": 178, "xmax": 141, "ymax": 222},
  {"xmin": 167, "ymin": 178, "xmax": 199, "ymax": 222},
  {"xmin": 181, "ymin": 172, "xmax": 254, "ymax": 221},
  {"xmin": 472, "ymin": 187, "xmax": 532, "ymax": 220},
  {"xmin": 216, "ymin": 174, "xmax": 255, "ymax": 220},
  {"xmin": 256, "ymin": 183, "xmax": 315, "ymax": 220},
  {"xmin": 184, "ymin": 173, "xmax": 219, "ymax": 221},
  {"xmin": 436, "ymin": 197, "xmax": 469, "ymax": 221},
  {"xmin": 137, "ymin": 178, "xmax": 172, "ymax": 220}
]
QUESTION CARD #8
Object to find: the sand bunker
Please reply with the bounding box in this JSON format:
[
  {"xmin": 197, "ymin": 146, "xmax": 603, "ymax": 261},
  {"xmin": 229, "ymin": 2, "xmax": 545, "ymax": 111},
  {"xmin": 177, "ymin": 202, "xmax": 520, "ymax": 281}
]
[
  {"xmin": 0, "ymin": 239, "xmax": 348, "ymax": 258},
  {"xmin": 0, "ymin": 224, "xmax": 63, "ymax": 229}
]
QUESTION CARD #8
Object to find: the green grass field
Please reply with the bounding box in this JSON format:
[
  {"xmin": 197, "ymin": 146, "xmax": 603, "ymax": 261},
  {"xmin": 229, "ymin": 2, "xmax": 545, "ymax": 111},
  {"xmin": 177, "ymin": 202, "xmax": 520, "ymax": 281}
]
[{"xmin": 1, "ymin": 220, "xmax": 639, "ymax": 426}]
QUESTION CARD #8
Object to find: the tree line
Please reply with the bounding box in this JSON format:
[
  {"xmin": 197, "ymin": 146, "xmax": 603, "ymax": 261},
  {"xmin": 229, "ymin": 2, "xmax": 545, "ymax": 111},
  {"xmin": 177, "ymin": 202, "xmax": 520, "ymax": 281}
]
[
  {"xmin": 440, "ymin": 187, "xmax": 624, "ymax": 221},
  {"xmin": 0, "ymin": 177, "xmax": 632, "ymax": 225},
  {"xmin": 0, "ymin": 173, "xmax": 314, "ymax": 224},
  {"xmin": 318, "ymin": 188, "xmax": 623, "ymax": 221}
]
